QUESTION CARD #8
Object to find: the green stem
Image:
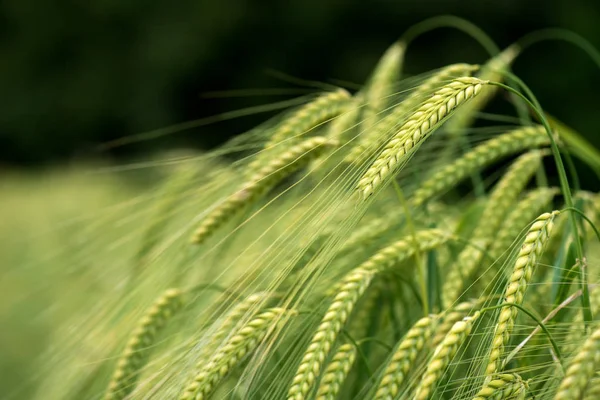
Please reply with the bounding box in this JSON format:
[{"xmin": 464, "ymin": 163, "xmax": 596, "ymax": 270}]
[
  {"xmin": 392, "ymin": 180, "xmax": 429, "ymax": 316},
  {"xmin": 489, "ymin": 80, "xmax": 592, "ymax": 328}
]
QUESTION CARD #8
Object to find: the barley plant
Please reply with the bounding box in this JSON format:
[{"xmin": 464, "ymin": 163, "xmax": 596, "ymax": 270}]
[{"xmin": 4, "ymin": 18, "xmax": 600, "ymax": 400}]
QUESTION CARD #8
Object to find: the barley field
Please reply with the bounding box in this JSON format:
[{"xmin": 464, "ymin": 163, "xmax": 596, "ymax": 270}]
[{"xmin": 3, "ymin": 20, "xmax": 600, "ymax": 400}]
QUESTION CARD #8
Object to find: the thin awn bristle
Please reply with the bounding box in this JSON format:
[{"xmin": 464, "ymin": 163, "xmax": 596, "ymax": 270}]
[
  {"xmin": 472, "ymin": 373, "xmax": 528, "ymax": 400},
  {"xmin": 347, "ymin": 63, "xmax": 479, "ymax": 164},
  {"xmin": 441, "ymin": 150, "xmax": 546, "ymax": 307},
  {"xmin": 554, "ymin": 327, "xmax": 600, "ymax": 400},
  {"xmin": 287, "ymin": 229, "xmax": 451, "ymax": 400},
  {"xmin": 105, "ymin": 288, "xmax": 184, "ymax": 400},
  {"xmin": 373, "ymin": 315, "xmax": 437, "ymax": 400},
  {"xmin": 314, "ymin": 343, "xmax": 357, "ymax": 400},
  {"xmin": 413, "ymin": 312, "xmax": 481, "ymax": 400},
  {"xmin": 357, "ymin": 77, "xmax": 488, "ymax": 199},
  {"xmin": 191, "ymin": 136, "xmax": 338, "ymax": 244},
  {"xmin": 410, "ymin": 125, "xmax": 551, "ymax": 208},
  {"xmin": 485, "ymin": 211, "xmax": 560, "ymax": 377},
  {"xmin": 179, "ymin": 307, "xmax": 291, "ymax": 400}
]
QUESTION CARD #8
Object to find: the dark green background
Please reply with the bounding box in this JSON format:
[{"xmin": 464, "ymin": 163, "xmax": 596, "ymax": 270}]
[{"xmin": 1, "ymin": 0, "xmax": 599, "ymax": 165}]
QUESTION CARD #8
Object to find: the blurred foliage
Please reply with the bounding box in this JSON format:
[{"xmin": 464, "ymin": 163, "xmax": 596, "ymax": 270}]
[{"xmin": 0, "ymin": 0, "xmax": 599, "ymax": 165}]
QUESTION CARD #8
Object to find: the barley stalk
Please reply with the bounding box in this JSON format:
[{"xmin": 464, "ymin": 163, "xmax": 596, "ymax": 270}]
[
  {"xmin": 105, "ymin": 288, "xmax": 184, "ymax": 400},
  {"xmin": 411, "ymin": 125, "xmax": 550, "ymax": 208},
  {"xmin": 485, "ymin": 211, "xmax": 559, "ymax": 376},
  {"xmin": 180, "ymin": 307, "xmax": 290, "ymax": 400},
  {"xmin": 348, "ymin": 64, "xmax": 478, "ymax": 164},
  {"xmin": 413, "ymin": 312, "xmax": 480, "ymax": 400},
  {"xmin": 315, "ymin": 343, "xmax": 357, "ymax": 400},
  {"xmin": 357, "ymin": 77, "xmax": 487, "ymax": 199},
  {"xmin": 473, "ymin": 373, "xmax": 527, "ymax": 400},
  {"xmin": 374, "ymin": 316, "xmax": 436, "ymax": 400},
  {"xmin": 555, "ymin": 327, "xmax": 600, "ymax": 400},
  {"xmin": 442, "ymin": 150, "xmax": 545, "ymax": 306},
  {"xmin": 287, "ymin": 229, "xmax": 451, "ymax": 400},
  {"xmin": 192, "ymin": 136, "xmax": 338, "ymax": 244}
]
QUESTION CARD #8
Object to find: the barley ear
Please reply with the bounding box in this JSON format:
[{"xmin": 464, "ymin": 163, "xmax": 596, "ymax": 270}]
[
  {"xmin": 105, "ymin": 288, "xmax": 184, "ymax": 400},
  {"xmin": 249, "ymin": 89, "xmax": 350, "ymax": 173},
  {"xmin": 315, "ymin": 343, "xmax": 357, "ymax": 400},
  {"xmin": 373, "ymin": 316, "xmax": 436, "ymax": 400},
  {"xmin": 357, "ymin": 77, "xmax": 487, "ymax": 199},
  {"xmin": 473, "ymin": 373, "xmax": 528, "ymax": 400},
  {"xmin": 442, "ymin": 150, "xmax": 545, "ymax": 306},
  {"xmin": 180, "ymin": 307, "xmax": 290, "ymax": 400},
  {"xmin": 554, "ymin": 327, "xmax": 600, "ymax": 400},
  {"xmin": 413, "ymin": 312, "xmax": 480, "ymax": 400},
  {"xmin": 192, "ymin": 136, "xmax": 338, "ymax": 244},
  {"xmin": 485, "ymin": 211, "xmax": 559, "ymax": 376}
]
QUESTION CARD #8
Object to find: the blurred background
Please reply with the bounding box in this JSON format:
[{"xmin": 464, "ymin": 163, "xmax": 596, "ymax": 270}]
[{"xmin": 1, "ymin": 0, "xmax": 600, "ymax": 168}]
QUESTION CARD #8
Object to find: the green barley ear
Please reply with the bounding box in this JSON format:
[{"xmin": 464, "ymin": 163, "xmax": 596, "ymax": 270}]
[
  {"xmin": 191, "ymin": 136, "xmax": 338, "ymax": 244},
  {"xmin": 287, "ymin": 229, "xmax": 451, "ymax": 400},
  {"xmin": 411, "ymin": 125, "xmax": 551, "ymax": 208},
  {"xmin": 488, "ymin": 187, "xmax": 559, "ymax": 262},
  {"xmin": 373, "ymin": 315, "xmax": 436, "ymax": 400},
  {"xmin": 485, "ymin": 211, "xmax": 559, "ymax": 376},
  {"xmin": 432, "ymin": 299, "xmax": 482, "ymax": 347},
  {"xmin": 414, "ymin": 312, "xmax": 480, "ymax": 400},
  {"xmin": 442, "ymin": 149, "xmax": 546, "ymax": 307},
  {"xmin": 105, "ymin": 288, "xmax": 184, "ymax": 400},
  {"xmin": 315, "ymin": 343, "xmax": 357, "ymax": 400},
  {"xmin": 554, "ymin": 327, "xmax": 600, "ymax": 400},
  {"xmin": 249, "ymin": 89, "xmax": 350, "ymax": 173},
  {"xmin": 473, "ymin": 373, "xmax": 528, "ymax": 400},
  {"xmin": 180, "ymin": 307, "xmax": 291, "ymax": 400},
  {"xmin": 357, "ymin": 77, "xmax": 487, "ymax": 199},
  {"xmin": 348, "ymin": 63, "xmax": 478, "ymax": 164}
]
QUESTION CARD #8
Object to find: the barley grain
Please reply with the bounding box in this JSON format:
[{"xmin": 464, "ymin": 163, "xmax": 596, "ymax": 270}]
[{"xmin": 555, "ymin": 327, "xmax": 600, "ymax": 400}]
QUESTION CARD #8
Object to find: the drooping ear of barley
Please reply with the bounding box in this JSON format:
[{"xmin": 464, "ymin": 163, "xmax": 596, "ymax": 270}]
[
  {"xmin": 314, "ymin": 343, "xmax": 357, "ymax": 400},
  {"xmin": 248, "ymin": 89, "xmax": 350, "ymax": 173},
  {"xmin": 442, "ymin": 150, "xmax": 546, "ymax": 307},
  {"xmin": 287, "ymin": 229, "xmax": 451, "ymax": 400},
  {"xmin": 410, "ymin": 125, "xmax": 550, "ymax": 208},
  {"xmin": 180, "ymin": 307, "xmax": 290, "ymax": 400},
  {"xmin": 583, "ymin": 375, "xmax": 600, "ymax": 400},
  {"xmin": 432, "ymin": 299, "xmax": 482, "ymax": 348},
  {"xmin": 485, "ymin": 211, "xmax": 559, "ymax": 376},
  {"xmin": 488, "ymin": 187, "xmax": 559, "ymax": 262},
  {"xmin": 194, "ymin": 292, "xmax": 268, "ymax": 363},
  {"xmin": 192, "ymin": 136, "xmax": 338, "ymax": 244},
  {"xmin": 413, "ymin": 312, "xmax": 480, "ymax": 400},
  {"xmin": 373, "ymin": 315, "xmax": 436, "ymax": 400},
  {"xmin": 357, "ymin": 77, "xmax": 487, "ymax": 199},
  {"xmin": 444, "ymin": 45, "xmax": 520, "ymax": 134},
  {"xmin": 105, "ymin": 288, "xmax": 184, "ymax": 400},
  {"xmin": 472, "ymin": 373, "xmax": 527, "ymax": 400},
  {"xmin": 363, "ymin": 41, "xmax": 405, "ymax": 116},
  {"xmin": 348, "ymin": 64, "xmax": 478, "ymax": 164},
  {"xmin": 554, "ymin": 327, "xmax": 600, "ymax": 400}
]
